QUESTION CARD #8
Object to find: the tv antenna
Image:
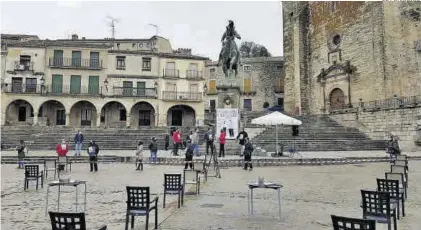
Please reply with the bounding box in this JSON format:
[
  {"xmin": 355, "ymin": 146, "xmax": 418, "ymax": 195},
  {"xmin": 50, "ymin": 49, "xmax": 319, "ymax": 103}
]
[
  {"xmin": 106, "ymin": 15, "xmax": 120, "ymax": 39},
  {"xmin": 148, "ymin": 23, "xmax": 159, "ymax": 36}
]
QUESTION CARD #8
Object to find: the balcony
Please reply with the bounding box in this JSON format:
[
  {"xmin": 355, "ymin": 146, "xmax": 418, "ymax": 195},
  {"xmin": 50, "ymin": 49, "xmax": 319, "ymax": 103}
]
[
  {"xmin": 44, "ymin": 85, "xmax": 102, "ymax": 96},
  {"xmin": 48, "ymin": 57, "xmax": 103, "ymax": 70},
  {"xmin": 240, "ymin": 86, "xmax": 257, "ymax": 95},
  {"xmin": 162, "ymin": 91, "xmax": 202, "ymax": 101},
  {"xmin": 112, "ymin": 87, "xmax": 157, "ymax": 98},
  {"xmin": 186, "ymin": 70, "xmax": 203, "ymax": 80},
  {"xmin": 163, "ymin": 69, "xmax": 179, "ymax": 78},
  {"xmin": 3, "ymin": 83, "xmax": 42, "ymax": 94},
  {"xmin": 14, "ymin": 61, "xmax": 34, "ymax": 71},
  {"xmin": 275, "ymin": 87, "xmax": 284, "ymax": 94},
  {"xmin": 206, "ymin": 89, "xmax": 218, "ymax": 95}
]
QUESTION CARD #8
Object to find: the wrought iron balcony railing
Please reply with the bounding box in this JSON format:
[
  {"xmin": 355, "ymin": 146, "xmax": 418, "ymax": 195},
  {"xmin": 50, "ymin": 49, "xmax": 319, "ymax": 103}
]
[
  {"xmin": 162, "ymin": 91, "xmax": 202, "ymax": 101},
  {"xmin": 163, "ymin": 69, "xmax": 179, "ymax": 78},
  {"xmin": 112, "ymin": 87, "xmax": 157, "ymax": 98},
  {"xmin": 48, "ymin": 57, "xmax": 103, "ymax": 70},
  {"xmin": 3, "ymin": 83, "xmax": 42, "ymax": 93},
  {"xmin": 14, "ymin": 61, "xmax": 34, "ymax": 71},
  {"xmin": 186, "ymin": 70, "xmax": 203, "ymax": 80}
]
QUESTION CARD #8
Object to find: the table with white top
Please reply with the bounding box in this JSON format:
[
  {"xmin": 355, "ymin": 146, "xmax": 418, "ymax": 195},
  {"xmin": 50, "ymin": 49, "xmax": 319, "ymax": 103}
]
[
  {"xmin": 247, "ymin": 181, "xmax": 283, "ymax": 219},
  {"xmin": 45, "ymin": 180, "xmax": 87, "ymax": 215}
]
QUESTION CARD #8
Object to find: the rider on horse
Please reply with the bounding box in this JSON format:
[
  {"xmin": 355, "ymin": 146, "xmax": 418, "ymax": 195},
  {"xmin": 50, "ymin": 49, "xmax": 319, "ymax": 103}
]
[{"xmin": 217, "ymin": 20, "xmax": 242, "ymax": 66}]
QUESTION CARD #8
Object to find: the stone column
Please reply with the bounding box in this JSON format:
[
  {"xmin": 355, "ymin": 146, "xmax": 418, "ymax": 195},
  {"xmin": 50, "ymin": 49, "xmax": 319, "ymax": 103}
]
[
  {"xmin": 155, "ymin": 112, "xmax": 159, "ymax": 126},
  {"xmin": 33, "ymin": 113, "xmax": 39, "ymax": 125},
  {"xmin": 126, "ymin": 113, "xmax": 131, "ymax": 127},
  {"xmin": 65, "ymin": 113, "xmax": 70, "ymax": 126},
  {"xmin": 96, "ymin": 113, "xmax": 101, "ymax": 127}
]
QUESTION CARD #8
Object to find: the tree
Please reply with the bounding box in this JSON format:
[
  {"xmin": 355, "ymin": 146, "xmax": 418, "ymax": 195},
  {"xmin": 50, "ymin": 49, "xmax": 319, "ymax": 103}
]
[{"xmin": 239, "ymin": 41, "xmax": 272, "ymax": 58}]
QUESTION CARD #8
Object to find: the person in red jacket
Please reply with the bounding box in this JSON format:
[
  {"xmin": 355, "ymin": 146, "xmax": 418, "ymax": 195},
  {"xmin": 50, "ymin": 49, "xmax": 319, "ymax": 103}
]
[
  {"xmin": 172, "ymin": 128, "xmax": 181, "ymax": 156},
  {"xmin": 56, "ymin": 139, "xmax": 69, "ymax": 171},
  {"xmin": 219, "ymin": 128, "xmax": 226, "ymax": 158}
]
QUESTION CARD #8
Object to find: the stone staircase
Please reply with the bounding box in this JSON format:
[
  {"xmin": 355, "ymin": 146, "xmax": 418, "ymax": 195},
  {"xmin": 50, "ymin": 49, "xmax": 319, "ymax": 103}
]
[
  {"xmin": 249, "ymin": 115, "xmax": 386, "ymax": 152},
  {"xmin": 0, "ymin": 126, "xmax": 206, "ymax": 151}
]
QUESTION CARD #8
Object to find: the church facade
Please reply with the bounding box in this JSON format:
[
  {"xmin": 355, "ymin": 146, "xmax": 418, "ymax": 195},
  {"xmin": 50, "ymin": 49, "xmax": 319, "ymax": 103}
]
[{"xmin": 282, "ymin": 2, "xmax": 421, "ymax": 115}]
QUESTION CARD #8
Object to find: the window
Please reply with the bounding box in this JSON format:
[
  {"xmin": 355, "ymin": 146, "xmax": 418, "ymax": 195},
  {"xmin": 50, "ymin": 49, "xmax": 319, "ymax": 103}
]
[
  {"xmin": 243, "ymin": 78, "xmax": 252, "ymax": 93},
  {"xmin": 123, "ymin": 81, "xmax": 133, "ymax": 96},
  {"xmin": 244, "ymin": 99, "xmax": 252, "ymax": 111},
  {"xmin": 210, "ymin": 100, "xmax": 216, "ymax": 111},
  {"xmin": 116, "ymin": 56, "xmax": 126, "ymax": 70},
  {"xmin": 132, "ymin": 43, "xmax": 136, "ymax": 48},
  {"xmin": 210, "ymin": 68, "xmax": 216, "ymax": 78},
  {"xmin": 276, "ymin": 65, "xmax": 282, "ymax": 70},
  {"xmin": 208, "ymin": 80, "xmax": 216, "ymax": 94},
  {"xmin": 243, "ymin": 65, "xmax": 251, "ymax": 72},
  {"xmin": 277, "ymin": 98, "xmax": 284, "ymax": 106},
  {"xmin": 142, "ymin": 57, "xmax": 151, "ymax": 71},
  {"xmin": 119, "ymin": 109, "xmax": 127, "ymax": 121},
  {"xmin": 25, "ymin": 78, "xmax": 37, "ymax": 93},
  {"xmin": 71, "ymin": 51, "xmax": 81, "ymax": 67},
  {"xmin": 275, "ymin": 78, "xmax": 284, "ymax": 93},
  {"xmin": 19, "ymin": 55, "xmax": 31, "ymax": 70}
]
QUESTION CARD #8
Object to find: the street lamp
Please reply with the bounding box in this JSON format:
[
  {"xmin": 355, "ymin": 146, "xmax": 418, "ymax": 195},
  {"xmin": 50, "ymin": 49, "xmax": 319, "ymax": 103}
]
[
  {"xmin": 203, "ymin": 83, "xmax": 208, "ymax": 95},
  {"xmin": 154, "ymin": 81, "xmax": 158, "ymax": 89},
  {"xmin": 40, "ymin": 76, "xmax": 45, "ymax": 85},
  {"xmin": 103, "ymin": 79, "xmax": 109, "ymax": 91},
  {"xmin": 40, "ymin": 76, "xmax": 45, "ymax": 95}
]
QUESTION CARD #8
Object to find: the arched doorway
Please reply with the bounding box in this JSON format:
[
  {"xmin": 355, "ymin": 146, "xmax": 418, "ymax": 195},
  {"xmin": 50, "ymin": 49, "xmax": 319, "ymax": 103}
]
[
  {"xmin": 5, "ymin": 99, "xmax": 34, "ymax": 125},
  {"xmin": 69, "ymin": 101, "xmax": 97, "ymax": 126},
  {"xmin": 329, "ymin": 88, "xmax": 346, "ymax": 109},
  {"xmin": 100, "ymin": 101, "xmax": 127, "ymax": 127},
  {"xmin": 38, "ymin": 100, "xmax": 66, "ymax": 126},
  {"xmin": 167, "ymin": 105, "xmax": 196, "ymax": 127},
  {"xmin": 130, "ymin": 102, "xmax": 155, "ymax": 126}
]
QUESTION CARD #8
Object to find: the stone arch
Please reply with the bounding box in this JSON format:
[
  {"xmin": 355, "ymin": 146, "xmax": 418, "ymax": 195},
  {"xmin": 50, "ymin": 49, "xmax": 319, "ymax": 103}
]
[
  {"xmin": 100, "ymin": 101, "xmax": 128, "ymax": 127},
  {"xmin": 130, "ymin": 101, "xmax": 156, "ymax": 127},
  {"xmin": 38, "ymin": 100, "xmax": 66, "ymax": 126},
  {"xmin": 329, "ymin": 88, "xmax": 346, "ymax": 109},
  {"xmin": 5, "ymin": 99, "xmax": 35, "ymax": 125},
  {"xmin": 69, "ymin": 100, "xmax": 98, "ymax": 126},
  {"xmin": 167, "ymin": 104, "xmax": 196, "ymax": 127}
]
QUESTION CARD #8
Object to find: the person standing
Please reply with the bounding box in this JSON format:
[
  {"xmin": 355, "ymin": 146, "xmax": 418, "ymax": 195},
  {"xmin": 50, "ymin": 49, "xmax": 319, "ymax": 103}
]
[
  {"xmin": 135, "ymin": 141, "xmax": 144, "ymax": 171},
  {"xmin": 236, "ymin": 128, "xmax": 249, "ymax": 157},
  {"xmin": 191, "ymin": 128, "xmax": 200, "ymax": 156},
  {"xmin": 172, "ymin": 129, "xmax": 181, "ymax": 156},
  {"xmin": 56, "ymin": 139, "xmax": 69, "ymax": 171},
  {"xmin": 164, "ymin": 134, "xmax": 169, "ymax": 151},
  {"xmin": 184, "ymin": 140, "xmax": 194, "ymax": 169},
  {"xmin": 149, "ymin": 137, "xmax": 158, "ymax": 163},
  {"xmin": 204, "ymin": 127, "xmax": 214, "ymax": 155},
  {"xmin": 243, "ymin": 137, "xmax": 254, "ymax": 171},
  {"xmin": 87, "ymin": 141, "xmax": 99, "ymax": 172},
  {"xmin": 219, "ymin": 128, "xmax": 226, "ymax": 158},
  {"xmin": 74, "ymin": 130, "xmax": 84, "ymax": 156},
  {"xmin": 16, "ymin": 140, "xmax": 26, "ymax": 169}
]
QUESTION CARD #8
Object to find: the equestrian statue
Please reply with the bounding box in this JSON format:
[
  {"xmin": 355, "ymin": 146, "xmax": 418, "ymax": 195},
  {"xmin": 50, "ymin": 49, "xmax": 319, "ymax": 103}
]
[{"xmin": 217, "ymin": 20, "xmax": 242, "ymax": 78}]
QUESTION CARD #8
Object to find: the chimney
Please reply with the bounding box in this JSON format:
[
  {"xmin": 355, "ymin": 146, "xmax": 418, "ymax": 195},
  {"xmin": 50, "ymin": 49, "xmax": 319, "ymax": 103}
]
[
  {"xmin": 71, "ymin": 34, "xmax": 78, "ymax": 40},
  {"xmin": 82, "ymin": 37, "xmax": 86, "ymax": 40}
]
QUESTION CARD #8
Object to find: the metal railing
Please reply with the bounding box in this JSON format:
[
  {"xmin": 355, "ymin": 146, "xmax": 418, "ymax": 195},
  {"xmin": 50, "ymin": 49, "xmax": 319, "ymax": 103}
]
[
  {"xmin": 163, "ymin": 69, "xmax": 179, "ymax": 78},
  {"xmin": 112, "ymin": 87, "xmax": 157, "ymax": 98},
  {"xmin": 3, "ymin": 83, "xmax": 42, "ymax": 94},
  {"xmin": 162, "ymin": 91, "xmax": 202, "ymax": 101},
  {"xmin": 48, "ymin": 57, "xmax": 103, "ymax": 70},
  {"xmin": 14, "ymin": 61, "xmax": 34, "ymax": 71},
  {"xmin": 45, "ymin": 85, "xmax": 101, "ymax": 96},
  {"xmin": 186, "ymin": 70, "xmax": 203, "ymax": 80}
]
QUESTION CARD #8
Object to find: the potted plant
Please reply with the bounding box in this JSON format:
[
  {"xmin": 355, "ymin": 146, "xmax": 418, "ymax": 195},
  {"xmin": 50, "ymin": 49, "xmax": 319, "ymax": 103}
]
[{"xmin": 263, "ymin": 102, "xmax": 269, "ymax": 111}]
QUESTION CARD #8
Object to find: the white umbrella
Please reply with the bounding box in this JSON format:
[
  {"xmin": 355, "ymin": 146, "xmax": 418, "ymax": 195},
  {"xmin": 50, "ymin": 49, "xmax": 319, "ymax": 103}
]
[{"xmin": 251, "ymin": 112, "xmax": 302, "ymax": 154}]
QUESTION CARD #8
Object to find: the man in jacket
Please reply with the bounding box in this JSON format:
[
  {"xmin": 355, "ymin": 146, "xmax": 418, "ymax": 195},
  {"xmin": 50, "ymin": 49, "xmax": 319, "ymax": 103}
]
[
  {"xmin": 74, "ymin": 130, "xmax": 84, "ymax": 156},
  {"xmin": 149, "ymin": 137, "xmax": 158, "ymax": 163},
  {"xmin": 191, "ymin": 128, "xmax": 200, "ymax": 156},
  {"xmin": 184, "ymin": 140, "xmax": 194, "ymax": 169},
  {"xmin": 243, "ymin": 137, "xmax": 254, "ymax": 171},
  {"xmin": 236, "ymin": 128, "xmax": 248, "ymax": 157},
  {"xmin": 204, "ymin": 127, "xmax": 214, "ymax": 155},
  {"xmin": 87, "ymin": 140, "xmax": 99, "ymax": 172}
]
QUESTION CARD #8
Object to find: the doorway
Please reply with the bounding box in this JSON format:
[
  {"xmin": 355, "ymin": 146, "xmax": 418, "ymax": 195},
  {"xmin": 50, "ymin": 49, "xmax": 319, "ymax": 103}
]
[
  {"xmin": 56, "ymin": 109, "xmax": 66, "ymax": 125},
  {"xmin": 139, "ymin": 110, "xmax": 151, "ymax": 126},
  {"xmin": 171, "ymin": 109, "xmax": 182, "ymax": 126},
  {"xmin": 81, "ymin": 109, "xmax": 92, "ymax": 126},
  {"xmin": 18, "ymin": 107, "xmax": 26, "ymax": 121}
]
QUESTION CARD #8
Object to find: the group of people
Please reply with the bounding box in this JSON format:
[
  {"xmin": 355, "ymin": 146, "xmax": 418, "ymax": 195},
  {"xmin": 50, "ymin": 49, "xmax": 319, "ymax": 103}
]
[{"xmin": 386, "ymin": 135, "xmax": 402, "ymax": 162}]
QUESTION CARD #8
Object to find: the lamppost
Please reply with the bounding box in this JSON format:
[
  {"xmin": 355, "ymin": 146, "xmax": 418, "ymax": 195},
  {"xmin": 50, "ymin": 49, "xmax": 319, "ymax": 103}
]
[
  {"xmin": 40, "ymin": 76, "xmax": 45, "ymax": 95},
  {"xmin": 154, "ymin": 81, "xmax": 158, "ymax": 98},
  {"xmin": 203, "ymin": 83, "xmax": 208, "ymax": 95}
]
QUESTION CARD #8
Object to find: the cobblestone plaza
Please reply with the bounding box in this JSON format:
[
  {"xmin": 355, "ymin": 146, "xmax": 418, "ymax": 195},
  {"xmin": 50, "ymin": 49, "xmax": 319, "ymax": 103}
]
[{"xmin": 2, "ymin": 161, "xmax": 420, "ymax": 229}]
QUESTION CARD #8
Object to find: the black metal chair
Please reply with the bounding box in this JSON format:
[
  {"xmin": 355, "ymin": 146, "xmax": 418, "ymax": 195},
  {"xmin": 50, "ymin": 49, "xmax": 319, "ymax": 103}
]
[
  {"xmin": 58, "ymin": 156, "xmax": 72, "ymax": 172},
  {"xmin": 163, "ymin": 174, "xmax": 184, "ymax": 209},
  {"xmin": 331, "ymin": 215, "xmax": 376, "ymax": 230},
  {"xmin": 44, "ymin": 159, "xmax": 57, "ymax": 179},
  {"xmin": 49, "ymin": 211, "xmax": 107, "ymax": 230},
  {"xmin": 125, "ymin": 186, "xmax": 159, "ymax": 230},
  {"xmin": 377, "ymin": 178, "xmax": 405, "ymax": 219},
  {"xmin": 183, "ymin": 169, "xmax": 200, "ymax": 195},
  {"xmin": 361, "ymin": 190, "xmax": 397, "ymax": 230},
  {"xmin": 195, "ymin": 161, "xmax": 207, "ymax": 182},
  {"xmin": 24, "ymin": 165, "xmax": 43, "ymax": 190},
  {"xmin": 385, "ymin": 172, "xmax": 407, "ymax": 200}
]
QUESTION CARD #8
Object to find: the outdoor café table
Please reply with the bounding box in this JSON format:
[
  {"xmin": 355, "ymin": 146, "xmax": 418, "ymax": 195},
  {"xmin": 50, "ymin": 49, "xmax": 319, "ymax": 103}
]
[
  {"xmin": 247, "ymin": 181, "xmax": 283, "ymax": 218},
  {"xmin": 45, "ymin": 180, "xmax": 87, "ymax": 215}
]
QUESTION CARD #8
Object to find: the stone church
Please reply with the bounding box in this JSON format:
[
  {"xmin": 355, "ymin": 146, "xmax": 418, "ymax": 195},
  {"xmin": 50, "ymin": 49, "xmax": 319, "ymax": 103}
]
[{"xmin": 282, "ymin": 1, "xmax": 421, "ymax": 115}]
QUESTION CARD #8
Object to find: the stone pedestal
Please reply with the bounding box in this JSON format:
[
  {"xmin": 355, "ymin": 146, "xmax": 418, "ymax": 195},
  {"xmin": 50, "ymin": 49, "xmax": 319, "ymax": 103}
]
[{"xmin": 216, "ymin": 78, "xmax": 241, "ymax": 109}]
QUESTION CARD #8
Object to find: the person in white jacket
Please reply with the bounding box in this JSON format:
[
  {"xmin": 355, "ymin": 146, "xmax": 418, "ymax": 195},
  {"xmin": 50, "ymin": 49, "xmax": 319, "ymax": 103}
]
[{"xmin": 135, "ymin": 141, "xmax": 144, "ymax": 171}]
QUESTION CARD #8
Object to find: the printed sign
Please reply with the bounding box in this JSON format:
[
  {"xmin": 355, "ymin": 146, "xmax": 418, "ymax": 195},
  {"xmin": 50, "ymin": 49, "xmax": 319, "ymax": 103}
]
[{"xmin": 216, "ymin": 108, "xmax": 239, "ymax": 140}]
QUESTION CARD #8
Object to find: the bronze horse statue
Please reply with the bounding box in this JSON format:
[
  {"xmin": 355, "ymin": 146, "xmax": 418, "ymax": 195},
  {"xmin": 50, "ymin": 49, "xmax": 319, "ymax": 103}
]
[{"xmin": 217, "ymin": 20, "xmax": 242, "ymax": 78}]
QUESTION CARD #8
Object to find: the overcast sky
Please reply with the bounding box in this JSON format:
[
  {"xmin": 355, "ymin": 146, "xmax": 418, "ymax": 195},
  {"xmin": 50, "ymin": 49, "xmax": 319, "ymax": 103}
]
[{"xmin": 1, "ymin": 1, "xmax": 283, "ymax": 60}]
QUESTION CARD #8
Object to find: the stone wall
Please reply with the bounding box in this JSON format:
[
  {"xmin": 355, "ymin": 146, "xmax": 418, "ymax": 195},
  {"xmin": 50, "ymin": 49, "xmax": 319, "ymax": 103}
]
[
  {"xmin": 330, "ymin": 107, "xmax": 421, "ymax": 151},
  {"xmin": 282, "ymin": 2, "xmax": 421, "ymax": 115}
]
